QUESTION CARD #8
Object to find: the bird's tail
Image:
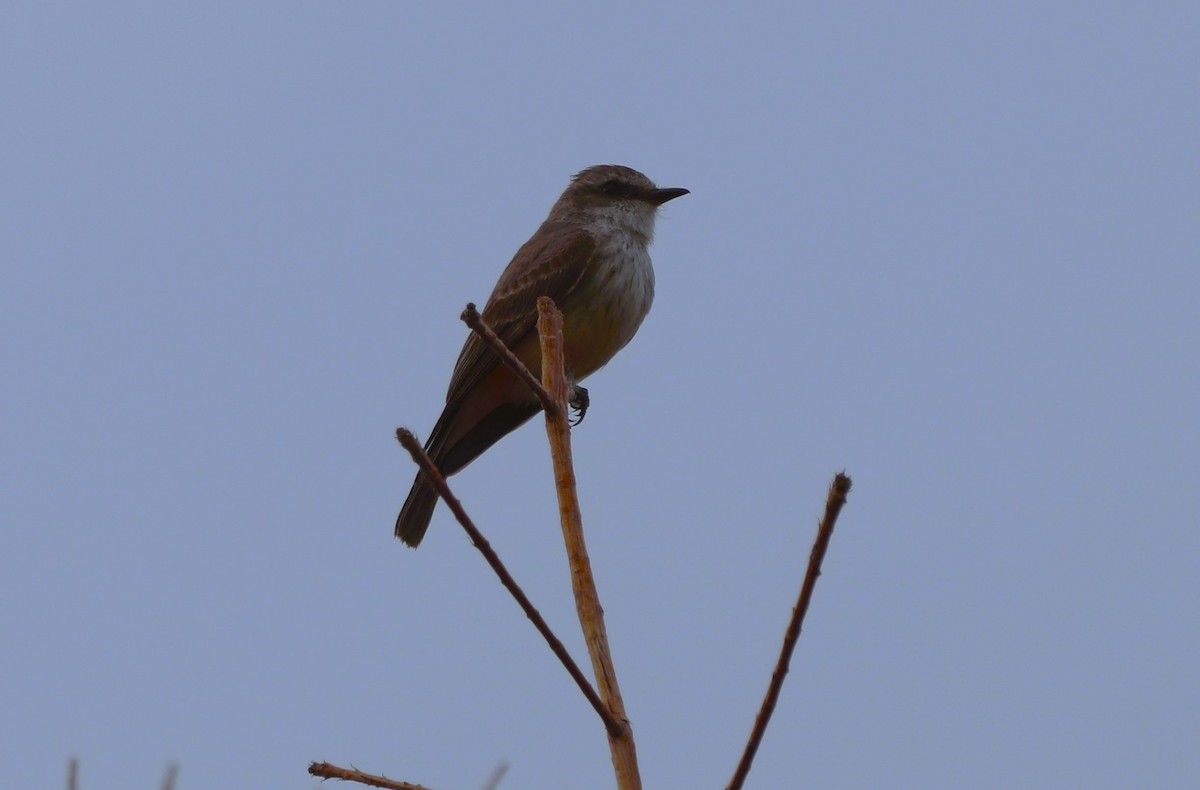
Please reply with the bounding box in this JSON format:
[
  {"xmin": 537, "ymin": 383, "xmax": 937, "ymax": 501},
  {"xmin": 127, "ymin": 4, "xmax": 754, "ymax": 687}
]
[
  {"xmin": 395, "ymin": 472, "xmax": 439, "ymax": 547},
  {"xmin": 394, "ymin": 398, "xmax": 541, "ymax": 547},
  {"xmin": 394, "ymin": 411, "xmax": 452, "ymax": 547}
]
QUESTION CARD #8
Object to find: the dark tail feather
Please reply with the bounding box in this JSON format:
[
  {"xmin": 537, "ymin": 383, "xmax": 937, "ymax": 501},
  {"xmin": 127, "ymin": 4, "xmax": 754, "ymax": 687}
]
[
  {"xmin": 395, "ymin": 472, "xmax": 439, "ymax": 547},
  {"xmin": 395, "ymin": 414, "xmax": 453, "ymax": 548},
  {"xmin": 394, "ymin": 399, "xmax": 540, "ymax": 547}
]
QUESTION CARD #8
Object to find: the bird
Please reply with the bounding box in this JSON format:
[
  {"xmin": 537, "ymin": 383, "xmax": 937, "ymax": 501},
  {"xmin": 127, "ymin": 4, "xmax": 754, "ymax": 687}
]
[{"xmin": 395, "ymin": 164, "xmax": 688, "ymax": 547}]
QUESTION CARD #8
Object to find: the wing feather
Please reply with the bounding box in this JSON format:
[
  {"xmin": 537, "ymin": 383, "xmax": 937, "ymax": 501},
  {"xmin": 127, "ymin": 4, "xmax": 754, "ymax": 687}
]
[{"xmin": 443, "ymin": 224, "xmax": 599, "ymax": 408}]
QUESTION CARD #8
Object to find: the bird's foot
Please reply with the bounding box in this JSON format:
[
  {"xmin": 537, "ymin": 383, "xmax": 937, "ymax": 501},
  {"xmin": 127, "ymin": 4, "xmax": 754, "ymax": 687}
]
[{"xmin": 568, "ymin": 385, "xmax": 590, "ymax": 426}]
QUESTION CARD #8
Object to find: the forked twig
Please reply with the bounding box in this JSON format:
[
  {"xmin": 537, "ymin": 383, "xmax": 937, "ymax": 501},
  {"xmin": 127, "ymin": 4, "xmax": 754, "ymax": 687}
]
[
  {"xmin": 727, "ymin": 472, "xmax": 853, "ymax": 790},
  {"xmin": 392, "ymin": 301, "xmax": 843, "ymax": 790}
]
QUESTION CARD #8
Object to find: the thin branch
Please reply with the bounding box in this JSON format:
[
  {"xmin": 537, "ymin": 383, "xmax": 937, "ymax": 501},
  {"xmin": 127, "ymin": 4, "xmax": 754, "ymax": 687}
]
[
  {"xmin": 460, "ymin": 302, "xmax": 559, "ymax": 417},
  {"xmin": 308, "ymin": 761, "xmax": 428, "ymax": 790},
  {"xmin": 481, "ymin": 762, "xmax": 509, "ymax": 790},
  {"xmin": 160, "ymin": 763, "xmax": 179, "ymax": 790},
  {"xmin": 537, "ymin": 297, "xmax": 641, "ymax": 789},
  {"xmin": 727, "ymin": 472, "xmax": 853, "ymax": 790},
  {"xmin": 395, "ymin": 428, "xmax": 623, "ymax": 735}
]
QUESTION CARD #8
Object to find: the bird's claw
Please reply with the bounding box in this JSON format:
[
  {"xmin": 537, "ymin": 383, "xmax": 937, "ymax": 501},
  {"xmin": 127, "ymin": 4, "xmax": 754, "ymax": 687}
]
[{"xmin": 568, "ymin": 385, "xmax": 590, "ymax": 426}]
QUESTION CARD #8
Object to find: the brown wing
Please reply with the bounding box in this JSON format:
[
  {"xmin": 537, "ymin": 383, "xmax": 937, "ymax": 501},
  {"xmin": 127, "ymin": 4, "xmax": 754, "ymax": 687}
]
[{"xmin": 444, "ymin": 223, "xmax": 598, "ymax": 409}]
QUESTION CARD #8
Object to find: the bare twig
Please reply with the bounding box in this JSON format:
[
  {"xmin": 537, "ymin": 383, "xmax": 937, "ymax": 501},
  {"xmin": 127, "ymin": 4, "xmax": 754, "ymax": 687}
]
[
  {"xmin": 727, "ymin": 472, "xmax": 852, "ymax": 790},
  {"xmin": 160, "ymin": 763, "xmax": 179, "ymax": 790},
  {"xmin": 460, "ymin": 302, "xmax": 558, "ymax": 417},
  {"xmin": 308, "ymin": 761, "xmax": 428, "ymax": 789},
  {"xmin": 395, "ymin": 428, "xmax": 622, "ymax": 735},
  {"xmin": 63, "ymin": 757, "xmax": 179, "ymax": 790},
  {"xmin": 481, "ymin": 761, "xmax": 509, "ymax": 790},
  {"xmin": 537, "ymin": 297, "xmax": 641, "ymax": 789}
]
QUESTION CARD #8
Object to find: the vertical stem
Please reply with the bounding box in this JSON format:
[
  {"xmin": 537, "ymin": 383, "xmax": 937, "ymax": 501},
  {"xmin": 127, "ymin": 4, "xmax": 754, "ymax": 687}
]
[{"xmin": 537, "ymin": 297, "xmax": 641, "ymax": 790}]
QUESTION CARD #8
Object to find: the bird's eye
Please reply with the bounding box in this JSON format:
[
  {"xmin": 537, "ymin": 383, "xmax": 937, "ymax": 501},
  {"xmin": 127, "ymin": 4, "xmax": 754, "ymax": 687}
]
[{"xmin": 599, "ymin": 179, "xmax": 627, "ymax": 197}]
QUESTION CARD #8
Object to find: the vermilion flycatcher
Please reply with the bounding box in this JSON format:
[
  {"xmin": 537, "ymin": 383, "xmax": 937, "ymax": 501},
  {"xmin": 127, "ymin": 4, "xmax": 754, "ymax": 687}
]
[{"xmin": 395, "ymin": 164, "xmax": 688, "ymax": 547}]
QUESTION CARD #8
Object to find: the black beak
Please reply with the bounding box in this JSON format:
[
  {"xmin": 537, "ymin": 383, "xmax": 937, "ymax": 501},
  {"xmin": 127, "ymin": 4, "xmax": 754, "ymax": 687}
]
[{"xmin": 647, "ymin": 187, "xmax": 690, "ymax": 206}]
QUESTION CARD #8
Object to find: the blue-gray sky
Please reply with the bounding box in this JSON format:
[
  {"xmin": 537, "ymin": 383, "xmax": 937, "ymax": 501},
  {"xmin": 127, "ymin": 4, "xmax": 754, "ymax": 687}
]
[{"xmin": 4, "ymin": 3, "xmax": 1198, "ymax": 788}]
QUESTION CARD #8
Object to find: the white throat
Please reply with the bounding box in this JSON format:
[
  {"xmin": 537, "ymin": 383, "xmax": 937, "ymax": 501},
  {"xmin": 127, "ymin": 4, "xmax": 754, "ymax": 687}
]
[{"xmin": 585, "ymin": 202, "xmax": 658, "ymax": 245}]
